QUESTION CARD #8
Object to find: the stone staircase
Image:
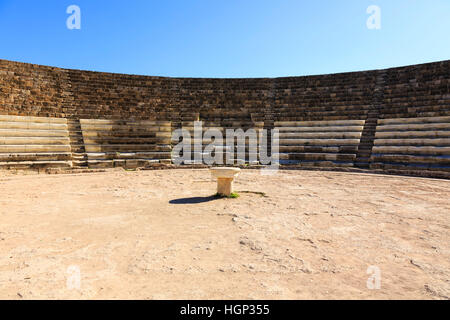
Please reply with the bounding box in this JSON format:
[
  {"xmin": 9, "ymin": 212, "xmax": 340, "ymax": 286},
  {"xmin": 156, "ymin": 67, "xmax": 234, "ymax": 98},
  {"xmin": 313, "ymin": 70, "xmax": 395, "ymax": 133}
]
[
  {"xmin": 67, "ymin": 119, "xmax": 88, "ymax": 168},
  {"xmin": 355, "ymin": 70, "xmax": 386, "ymax": 168}
]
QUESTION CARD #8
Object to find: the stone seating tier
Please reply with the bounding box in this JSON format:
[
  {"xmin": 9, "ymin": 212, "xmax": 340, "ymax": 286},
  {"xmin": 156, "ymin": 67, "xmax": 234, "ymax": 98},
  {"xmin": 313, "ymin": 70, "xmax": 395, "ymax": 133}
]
[
  {"xmin": 0, "ymin": 59, "xmax": 449, "ymax": 175},
  {"xmin": 370, "ymin": 116, "xmax": 450, "ymax": 172},
  {"xmin": 274, "ymin": 120, "xmax": 365, "ymax": 167},
  {"xmin": 80, "ymin": 119, "xmax": 172, "ymax": 168},
  {"xmin": 0, "ymin": 115, "xmax": 73, "ymax": 169},
  {"xmin": 173, "ymin": 123, "xmax": 264, "ymax": 165}
]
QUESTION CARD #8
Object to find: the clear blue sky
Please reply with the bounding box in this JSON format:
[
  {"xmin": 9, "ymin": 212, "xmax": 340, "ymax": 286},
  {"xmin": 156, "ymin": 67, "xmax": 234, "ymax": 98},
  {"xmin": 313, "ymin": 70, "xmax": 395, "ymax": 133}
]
[{"xmin": 0, "ymin": 0, "xmax": 449, "ymax": 78}]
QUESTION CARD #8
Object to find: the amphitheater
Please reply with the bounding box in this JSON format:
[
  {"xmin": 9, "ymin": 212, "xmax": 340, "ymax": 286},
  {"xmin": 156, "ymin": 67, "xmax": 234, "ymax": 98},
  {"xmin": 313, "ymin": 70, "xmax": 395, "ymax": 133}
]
[{"xmin": 0, "ymin": 59, "xmax": 449, "ymax": 299}]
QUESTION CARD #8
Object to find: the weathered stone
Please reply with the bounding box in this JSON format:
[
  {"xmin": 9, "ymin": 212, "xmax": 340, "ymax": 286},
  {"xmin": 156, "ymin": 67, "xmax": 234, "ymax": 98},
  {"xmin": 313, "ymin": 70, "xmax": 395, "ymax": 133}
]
[
  {"xmin": 0, "ymin": 58, "xmax": 448, "ymax": 176},
  {"xmin": 210, "ymin": 167, "xmax": 241, "ymax": 196}
]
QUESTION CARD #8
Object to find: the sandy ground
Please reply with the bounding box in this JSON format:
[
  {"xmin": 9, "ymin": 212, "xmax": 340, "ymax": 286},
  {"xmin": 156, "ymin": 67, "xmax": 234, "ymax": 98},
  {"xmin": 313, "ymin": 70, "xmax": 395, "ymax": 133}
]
[{"xmin": 0, "ymin": 168, "xmax": 449, "ymax": 300}]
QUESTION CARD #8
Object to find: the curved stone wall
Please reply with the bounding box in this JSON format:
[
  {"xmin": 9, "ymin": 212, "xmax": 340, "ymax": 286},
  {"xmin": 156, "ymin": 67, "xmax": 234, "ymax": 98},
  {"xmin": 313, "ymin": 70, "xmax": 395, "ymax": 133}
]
[
  {"xmin": 2, "ymin": 59, "xmax": 448, "ymax": 124},
  {"xmin": 0, "ymin": 59, "xmax": 449, "ymax": 176}
]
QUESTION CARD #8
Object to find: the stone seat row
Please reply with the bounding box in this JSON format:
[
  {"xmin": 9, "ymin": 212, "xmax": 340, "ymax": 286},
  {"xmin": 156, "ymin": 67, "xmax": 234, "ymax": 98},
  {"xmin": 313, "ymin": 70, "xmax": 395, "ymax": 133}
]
[
  {"xmin": 80, "ymin": 119, "xmax": 172, "ymax": 168},
  {"xmin": 172, "ymin": 123, "xmax": 264, "ymax": 164},
  {"xmin": 274, "ymin": 119, "xmax": 365, "ymax": 167},
  {"xmin": 0, "ymin": 115, "xmax": 72, "ymax": 169},
  {"xmin": 276, "ymin": 110, "xmax": 371, "ymax": 115},
  {"xmin": 380, "ymin": 104, "xmax": 449, "ymax": 110},
  {"xmin": 370, "ymin": 116, "xmax": 450, "ymax": 172},
  {"xmin": 1, "ymin": 114, "xmax": 449, "ymax": 174}
]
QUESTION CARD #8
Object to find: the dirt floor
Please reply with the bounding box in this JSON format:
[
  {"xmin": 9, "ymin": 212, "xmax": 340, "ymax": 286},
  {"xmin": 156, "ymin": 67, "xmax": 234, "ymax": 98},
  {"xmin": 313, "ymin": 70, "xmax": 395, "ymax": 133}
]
[{"xmin": 0, "ymin": 168, "xmax": 449, "ymax": 300}]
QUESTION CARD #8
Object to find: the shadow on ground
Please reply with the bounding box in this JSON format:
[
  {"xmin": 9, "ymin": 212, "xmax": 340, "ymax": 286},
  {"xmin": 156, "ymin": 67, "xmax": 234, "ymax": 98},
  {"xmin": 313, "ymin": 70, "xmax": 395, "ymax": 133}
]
[{"xmin": 169, "ymin": 195, "xmax": 219, "ymax": 204}]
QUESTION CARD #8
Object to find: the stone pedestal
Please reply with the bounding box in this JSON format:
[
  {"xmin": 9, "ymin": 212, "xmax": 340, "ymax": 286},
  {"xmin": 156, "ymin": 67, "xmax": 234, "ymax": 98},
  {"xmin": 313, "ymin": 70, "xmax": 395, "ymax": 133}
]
[{"xmin": 210, "ymin": 167, "xmax": 241, "ymax": 197}]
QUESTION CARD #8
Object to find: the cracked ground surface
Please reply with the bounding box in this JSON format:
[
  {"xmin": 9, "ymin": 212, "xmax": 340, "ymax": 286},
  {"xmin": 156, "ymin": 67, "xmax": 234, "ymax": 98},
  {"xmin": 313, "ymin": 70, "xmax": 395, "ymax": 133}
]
[{"xmin": 0, "ymin": 168, "xmax": 449, "ymax": 299}]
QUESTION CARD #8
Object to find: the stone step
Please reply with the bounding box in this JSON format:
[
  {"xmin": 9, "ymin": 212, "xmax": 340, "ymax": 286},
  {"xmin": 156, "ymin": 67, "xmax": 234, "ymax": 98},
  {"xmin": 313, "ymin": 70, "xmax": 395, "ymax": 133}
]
[
  {"xmin": 371, "ymin": 154, "xmax": 450, "ymax": 165},
  {"xmin": 275, "ymin": 120, "xmax": 365, "ymax": 127},
  {"xmin": 360, "ymin": 132, "xmax": 376, "ymax": 137},
  {"xmin": 354, "ymin": 162, "xmax": 370, "ymax": 169},
  {"xmin": 82, "ymin": 131, "xmax": 171, "ymax": 138},
  {"xmin": 275, "ymin": 126, "xmax": 364, "ymax": 132},
  {"xmin": 72, "ymin": 154, "xmax": 87, "ymax": 158},
  {"xmin": 69, "ymin": 140, "xmax": 84, "ymax": 144},
  {"xmin": 0, "ymin": 137, "xmax": 70, "ymax": 145},
  {"xmin": 83, "ymin": 137, "xmax": 169, "ymax": 144},
  {"xmin": 372, "ymin": 146, "xmax": 450, "ymax": 156},
  {"xmin": 378, "ymin": 116, "xmax": 450, "ymax": 125},
  {"xmin": 81, "ymin": 125, "xmax": 172, "ymax": 132},
  {"xmin": 359, "ymin": 137, "xmax": 376, "ymax": 143},
  {"xmin": 80, "ymin": 119, "xmax": 171, "ymax": 126},
  {"xmin": 86, "ymin": 159, "xmax": 170, "ymax": 169},
  {"xmin": 0, "ymin": 160, "xmax": 72, "ymax": 169},
  {"xmin": 0, "ymin": 152, "xmax": 73, "ymax": 161},
  {"xmin": 182, "ymin": 122, "xmax": 264, "ymax": 128},
  {"xmin": 0, "ymin": 122, "xmax": 68, "ymax": 130},
  {"xmin": 275, "ymin": 132, "xmax": 362, "ymax": 139},
  {"xmin": 374, "ymin": 138, "xmax": 450, "ymax": 146},
  {"xmin": 86, "ymin": 152, "xmax": 171, "ymax": 160},
  {"xmin": 84, "ymin": 144, "xmax": 171, "ymax": 153},
  {"xmin": 72, "ymin": 160, "xmax": 88, "ymax": 166},
  {"xmin": 278, "ymin": 152, "xmax": 356, "ymax": 161},
  {"xmin": 0, "ymin": 129, "xmax": 69, "ymax": 137},
  {"xmin": 0, "ymin": 115, "xmax": 67, "ymax": 124},
  {"xmin": 375, "ymin": 131, "xmax": 450, "ymax": 139},
  {"xmin": 278, "ymin": 160, "xmax": 354, "ymax": 167},
  {"xmin": 370, "ymin": 162, "xmax": 450, "ymax": 172},
  {"xmin": 355, "ymin": 152, "xmax": 374, "ymax": 160},
  {"xmin": 279, "ymin": 145, "xmax": 358, "ymax": 153},
  {"xmin": 278, "ymin": 138, "xmax": 361, "ymax": 146},
  {"xmin": 377, "ymin": 123, "xmax": 450, "ymax": 132},
  {"xmin": 357, "ymin": 144, "xmax": 374, "ymax": 150},
  {"xmin": 0, "ymin": 145, "xmax": 72, "ymax": 153}
]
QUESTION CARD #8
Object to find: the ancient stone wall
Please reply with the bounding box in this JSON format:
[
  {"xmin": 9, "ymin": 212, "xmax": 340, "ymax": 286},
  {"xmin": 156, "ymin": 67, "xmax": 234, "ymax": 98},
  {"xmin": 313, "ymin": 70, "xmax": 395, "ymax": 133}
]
[
  {"xmin": 381, "ymin": 61, "xmax": 450, "ymax": 119},
  {"xmin": 1, "ymin": 58, "xmax": 449, "ymax": 176},
  {"xmin": 2, "ymin": 59, "xmax": 448, "ymax": 128},
  {"xmin": 0, "ymin": 60, "xmax": 73, "ymax": 118}
]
